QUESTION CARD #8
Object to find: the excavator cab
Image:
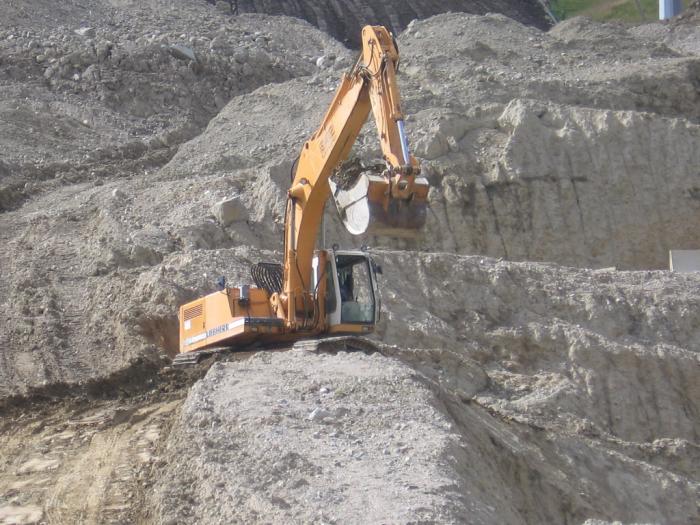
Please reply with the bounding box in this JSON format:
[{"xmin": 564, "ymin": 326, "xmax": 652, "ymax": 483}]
[{"xmin": 313, "ymin": 249, "xmax": 380, "ymax": 334}]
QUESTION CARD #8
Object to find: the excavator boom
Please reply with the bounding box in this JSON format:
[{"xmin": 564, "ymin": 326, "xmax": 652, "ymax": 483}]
[{"xmin": 282, "ymin": 25, "xmax": 428, "ymax": 327}]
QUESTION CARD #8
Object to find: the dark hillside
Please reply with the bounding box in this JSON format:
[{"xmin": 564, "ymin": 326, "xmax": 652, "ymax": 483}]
[{"xmin": 231, "ymin": 0, "xmax": 551, "ymax": 46}]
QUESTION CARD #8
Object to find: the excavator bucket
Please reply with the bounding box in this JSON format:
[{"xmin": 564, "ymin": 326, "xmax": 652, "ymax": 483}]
[{"xmin": 330, "ymin": 173, "xmax": 429, "ymax": 237}]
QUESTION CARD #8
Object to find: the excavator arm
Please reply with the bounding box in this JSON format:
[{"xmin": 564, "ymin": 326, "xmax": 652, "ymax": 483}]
[{"xmin": 281, "ymin": 25, "xmax": 428, "ymax": 328}]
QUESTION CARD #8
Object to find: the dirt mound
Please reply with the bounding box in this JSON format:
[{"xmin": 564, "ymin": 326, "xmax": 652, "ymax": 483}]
[
  {"xmin": 2, "ymin": 3, "xmax": 700, "ymax": 523},
  {"xmin": 159, "ymin": 13, "xmax": 700, "ymax": 270},
  {"xmin": 156, "ymin": 352, "xmax": 472, "ymax": 523},
  {"xmin": 230, "ymin": 0, "xmax": 551, "ymax": 47},
  {"xmin": 628, "ymin": 2, "xmax": 700, "ymax": 55},
  {"xmin": 0, "ymin": 1, "xmax": 344, "ymax": 212},
  {"xmin": 154, "ymin": 251, "xmax": 700, "ymax": 524},
  {"xmin": 0, "ymin": 1, "xmax": 344, "ymax": 398},
  {"xmin": 3, "ymin": 8, "xmax": 700, "ymax": 400}
]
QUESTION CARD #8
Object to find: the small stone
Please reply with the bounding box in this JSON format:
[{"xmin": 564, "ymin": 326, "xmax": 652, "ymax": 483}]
[
  {"xmin": 315, "ymin": 55, "xmax": 335, "ymax": 68},
  {"xmin": 211, "ymin": 196, "xmax": 246, "ymax": 226},
  {"xmin": 170, "ymin": 44, "xmax": 196, "ymax": 62},
  {"xmin": 308, "ymin": 407, "xmax": 332, "ymax": 422},
  {"xmin": 74, "ymin": 27, "xmax": 96, "ymax": 38},
  {"xmin": 112, "ymin": 188, "xmax": 126, "ymax": 199}
]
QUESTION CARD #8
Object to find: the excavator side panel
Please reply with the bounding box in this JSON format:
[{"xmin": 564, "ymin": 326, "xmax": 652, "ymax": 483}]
[
  {"xmin": 179, "ymin": 287, "xmax": 283, "ymax": 353},
  {"xmin": 328, "ymin": 324, "xmax": 372, "ymax": 335}
]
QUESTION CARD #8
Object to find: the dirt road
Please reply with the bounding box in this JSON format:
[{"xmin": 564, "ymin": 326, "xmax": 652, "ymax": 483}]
[{"xmin": 0, "ymin": 390, "xmax": 185, "ymax": 524}]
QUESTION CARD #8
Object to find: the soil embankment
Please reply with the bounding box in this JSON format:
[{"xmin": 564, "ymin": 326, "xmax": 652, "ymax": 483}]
[{"xmin": 1, "ymin": 1, "xmax": 699, "ymax": 523}]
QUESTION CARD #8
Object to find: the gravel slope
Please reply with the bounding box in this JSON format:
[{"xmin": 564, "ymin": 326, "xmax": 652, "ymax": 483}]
[{"xmin": 1, "ymin": 2, "xmax": 700, "ymax": 523}]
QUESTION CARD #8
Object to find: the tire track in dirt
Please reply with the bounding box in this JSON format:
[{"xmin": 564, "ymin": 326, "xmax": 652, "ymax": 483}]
[{"xmin": 0, "ymin": 396, "xmax": 183, "ymax": 524}]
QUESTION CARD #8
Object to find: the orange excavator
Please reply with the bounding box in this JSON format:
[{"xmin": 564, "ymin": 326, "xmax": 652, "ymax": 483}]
[{"xmin": 175, "ymin": 26, "xmax": 428, "ymax": 365}]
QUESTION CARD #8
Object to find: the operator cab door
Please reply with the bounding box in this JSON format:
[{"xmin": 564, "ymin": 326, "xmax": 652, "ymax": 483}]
[{"xmin": 322, "ymin": 250, "xmax": 379, "ymax": 332}]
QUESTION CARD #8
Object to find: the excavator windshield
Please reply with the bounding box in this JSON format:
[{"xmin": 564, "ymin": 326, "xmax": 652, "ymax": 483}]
[{"xmin": 337, "ymin": 254, "xmax": 376, "ymax": 324}]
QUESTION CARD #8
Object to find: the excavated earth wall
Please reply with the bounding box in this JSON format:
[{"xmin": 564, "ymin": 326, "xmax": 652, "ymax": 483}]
[
  {"xmin": 160, "ymin": 13, "xmax": 700, "ymax": 270},
  {"xmin": 154, "ymin": 250, "xmax": 700, "ymax": 524},
  {"xmin": 230, "ymin": 0, "xmax": 551, "ymax": 47}
]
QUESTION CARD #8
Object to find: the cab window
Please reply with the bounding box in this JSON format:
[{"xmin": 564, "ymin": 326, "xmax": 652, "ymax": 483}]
[
  {"xmin": 325, "ymin": 262, "xmax": 337, "ymax": 314},
  {"xmin": 336, "ymin": 255, "xmax": 375, "ymax": 324}
]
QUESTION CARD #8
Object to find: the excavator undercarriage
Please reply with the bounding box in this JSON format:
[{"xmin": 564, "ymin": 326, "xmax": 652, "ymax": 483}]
[{"xmin": 172, "ymin": 335, "xmax": 380, "ymax": 368}]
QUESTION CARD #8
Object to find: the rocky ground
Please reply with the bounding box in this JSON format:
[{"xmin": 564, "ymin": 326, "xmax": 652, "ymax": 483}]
[
  {"xmin": 165, "ymin": 12, "xmax": 700, "ymax": 270},
  {"xmin": 156, "ymin": 252, "xmax": 700, "ymax": 524},
  {"xmin": 221, "ymin": 0, "xmax": 551, "ymax": 47},
  {"xmin": 1, "ymin": 395, "xmax": 182, "ymax": 524},
  {"xmin": 1, "ymin": 0, "xmax": 699, "ymax": 523}
]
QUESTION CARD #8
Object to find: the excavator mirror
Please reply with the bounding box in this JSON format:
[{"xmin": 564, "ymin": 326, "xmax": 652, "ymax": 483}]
[{"xmin": 216, "ymin": 276, "xmax": 227, "ymax": 291}]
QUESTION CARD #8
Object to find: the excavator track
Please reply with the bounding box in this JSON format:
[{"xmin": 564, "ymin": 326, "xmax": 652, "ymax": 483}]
[
  {"xmin": 172, "ymin": 336, "xmax": 380, "ymax": 368},
  {"xmin": 292, "ymin": 335, "xmax": 380, "ymax": 354},
  {"xmin": 171, "ymin": 350, "xmax": 210, "ymax": 368},
  {"xmin": 171, "ymin": 346, "xmax": 243, "ymax": 368}
]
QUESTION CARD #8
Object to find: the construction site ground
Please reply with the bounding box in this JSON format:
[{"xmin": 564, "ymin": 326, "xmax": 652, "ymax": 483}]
[{"xmin": 1, "ymin": 0, "xmax": 700, "ymax": 523}]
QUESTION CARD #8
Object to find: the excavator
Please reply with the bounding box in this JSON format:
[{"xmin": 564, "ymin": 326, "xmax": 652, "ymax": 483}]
[{"xmin": 175, "ymin": 26, "xmax": 429, "ymax": 365}]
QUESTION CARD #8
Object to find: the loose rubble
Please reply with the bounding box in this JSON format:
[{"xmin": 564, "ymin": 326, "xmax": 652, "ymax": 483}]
[
  {"xmin": 161, "ymin": 12, "xmax": 700, "ymax": 269},
  {"xmin": 1, "ymin": 0, "xmax": 699, "ymax": 523}
]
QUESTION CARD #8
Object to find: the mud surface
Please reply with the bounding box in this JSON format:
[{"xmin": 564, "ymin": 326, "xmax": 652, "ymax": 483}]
[{"xmin": 0, "ymin": 391, "xmax": 184, "ymax": 524}]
